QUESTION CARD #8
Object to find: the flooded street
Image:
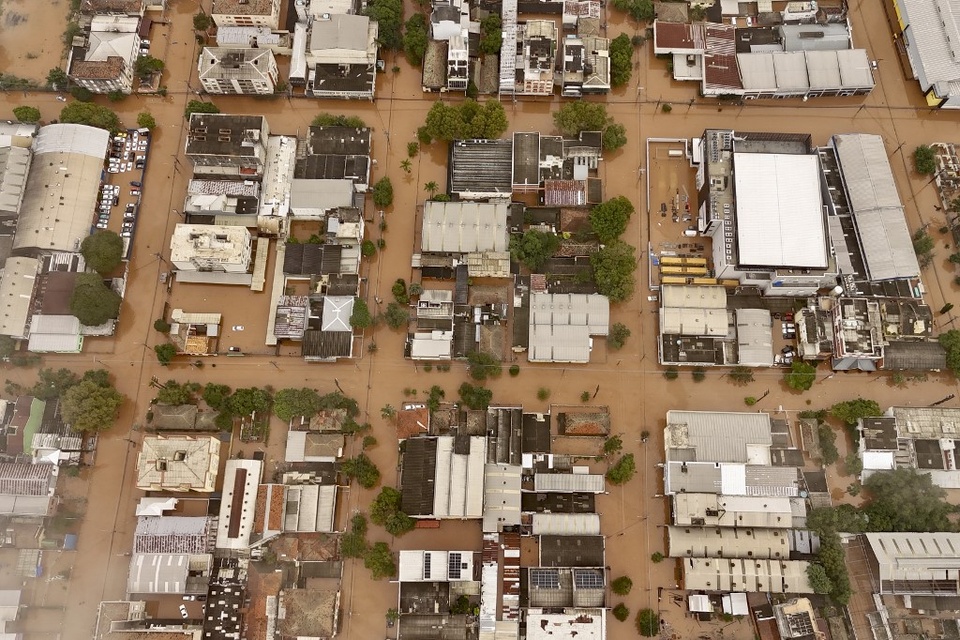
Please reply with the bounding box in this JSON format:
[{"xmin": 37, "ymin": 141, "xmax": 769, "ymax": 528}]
[
  {"xmin": 0, "ymin": 0, "xmax": 70, "ymax": 83},
  {"xmin": 0, "ymin": 0, "xmax": 958, "ymax": 637}
]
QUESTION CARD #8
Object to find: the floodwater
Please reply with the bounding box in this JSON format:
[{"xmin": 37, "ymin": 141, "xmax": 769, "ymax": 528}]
[
  {"xmin": 1, "ymin": 0, "xmax": 960, "ymax": 637},
  {"xmin": 0, "ymin": 0, "xmax": 70, "ymax": 83}
]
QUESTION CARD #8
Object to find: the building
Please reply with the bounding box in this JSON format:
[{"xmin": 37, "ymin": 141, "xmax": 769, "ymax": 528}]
[
  {"xmin": 183, "ymin": 179, "xmax": 260, "ymax": 219},
  {"xmin": 0, "ymin": 257, "xmax": 39, "ymax": 338},
  {"xmin": 526, "ymin": 610, "xmax": 604, "ymax": 640},
  {"xmin": 215, "ymin": 26, "xmax": 290, "ymax": 51},
  {"xmin": 682, "ymin": 557, "xmax": 814, "ymax": 593},
  {"xmin": 696, "ymin": 130, "xmax": 838, "ymax": 297},
  {"xmin": 483, "ymin": 463, "xmax": 522, "ymax": 533},
  {"xmin": 525, "ymin": 567, "xmax": 605, "ymax": 608},
  {"xmin": 408, "ymin": 289, "xmax": 455, "ymax": 361},
  {"xmin": 150, "ymin": 404, "xmax": 219, "ymax": 432},
  {"xmin": 185, "ymin": 113, "xmax": 269, "ymax": 177},
  {"xmin": 527, "ymin": 293, "xmax": 609, "ymax": 363},
  {"xmin": 531, "ymin": 513, "xmax": 601, "ymax": 536},
  {"xmin": 94, "ymin": 601, "xmax": 202, "ymax": 640},
  {"xmin": 127, "ymin": 552, "xmax": 213, "ymax": 595},
  {"xmin": 671, "ymin": 493, "xmax": 802, "ymax": 529},
  {"xmin": 295, "ymin": 126, "xmax": 372, "ymax": 192},
  {"xmin": 420, "ymin": 201, "xmax": 509, "ymax": 256},
  {"xmin": 277, "ymin": 589, "xmax": 341, "ymax": 640},
  {"xmin": 859, "ymin": 407, "xmax": 960, "ymax": 488},
  {"xmin": 533, "ymin": 474, "xmax": 604, "ymax": 493},
  {"xmin": 539, "ymin": 535, "xmax": 605, "ymax": 567},
  {"xmin": 891, "ymin": 0, "xmax": 960, "ymax": 107},
  {"xmin": 0, "ymin": 137, "xmax": 32, "ymax": 223},
  {"xmin": 449, "ymin": 139, "xmax": 514, "ymax": 199},
  {"xmin": 67, "ymin": 16, "xmax": 141, "ymax": 94},
  {"xmin": 27, "ymin": 315, "xmax": 83, "ymax": 353},
  {"xmin": 167, "ymin": 309, "xmax": 221, "ymax": 355},
  {"xmin": 14, "ymin": 124, "xmax": 109, "ymax": 256},
  {"xmin": 285, "ymin": 432, "xmax": 344, "ymax": 463},
  {"xmin": 216, "ymin": 459, "xmax": 262, "ymax": 550},
  {"xmin": 133, "ymin": 516, "xmax": 214, "ymax": 554},
  {"xmin": 211, "ymin": 0, "xmax": 282, "ymax": 29},
  {"xmin": 135, "ymin": 436, "xmax": 220, "ymax": 493},
  {"xmin": 400, "ymin": 436, "xmax": 486, "ymax": 519},
  {"xmin": 198, "ymin": 47, "xmax": 279, "ymax": 94},
  {"xmin": 770, "ymin": 598, "xmax": 823, "ymax": 640},
  {"xmin": 306, "ymin": 14, "xmax": 379, "ymax": 100},
  {"xmin": 169, "ymin": 224, "xmax": 253, "ymax": 274},
  {"xmin": 668, "ymin": 526, "xmax": 791, "ymax": 560},
  {"xmin": 0, "ymin": 462, "xmax": 56, "ymax": 516},
  {"xmin": 560, "ymin": 35, "xmax": 610, "ymax": 96},
  {"xmin": 865, "ymin": 532, "xmax": 960, "ymax": 595},
  {"xmin": 500, "ymin": 20, "xmax": 557, "ymax": 96},
  {"xmin": 398, "ymin": 550, "xmax": 476, "ymax": 582}
]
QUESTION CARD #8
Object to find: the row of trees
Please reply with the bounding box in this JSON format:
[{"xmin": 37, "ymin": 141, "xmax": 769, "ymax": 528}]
[
  {"xmin": 418, "ymin": 100, "xmax": 508, "ymax": 144},
  {"xmin": 11, "ymin": 368, "xmax": 125, "ymax": 433}
]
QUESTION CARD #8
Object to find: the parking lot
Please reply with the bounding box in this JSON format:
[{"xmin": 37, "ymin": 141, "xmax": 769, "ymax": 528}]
[{"xmin": 96, "ymin": 129, "xmax": 150, "ymax": 257}]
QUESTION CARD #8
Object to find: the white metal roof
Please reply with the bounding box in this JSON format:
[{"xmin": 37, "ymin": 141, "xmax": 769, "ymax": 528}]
[
  {"xmin": 483, "ymin": 463, "xmax": 521, "ymax": 533},
  {"xmin": 215, "ymin": 459, "xmax": 262, "ymax": 550},
  {"xmin": 526, "ymin": 610, "xmax": 604, "ymax": 640},
  {"xmin": 667, "ymin": 526, "xmax": 790, "ymax": 559},
  {"xmin": 672, "ymin": 493, "xmax": 796, "ymax": 528},
  {"xmin": 665, "ymin": 410, "xmax": 773, "ymax": 463},
  {"xmin": 733, "ymin": 152, "xmax": 827, "ymax": 268},
  {"xmin": 682, "ymin": 557, "xmax": 813, "ymax": 593},
  {"xmin": 398, "ymin": 550, "xmax": 475, "ymax": 582},
  {"xmin": 0, "ymin": 258, "xmax": 41, "ymax": 338},
  {"xmin": 283, "ymin": 484, "xmax": 336, "ymax": 532},
  {"xmin": 866, "ymin": 532, "xmax": 960, "ymax": 591},
  {"xmin": 735, "ymin": 308, "xmax": 774, "ymax": 366},
  {"xmin": 528, "ymin": 293, "xmax": 609, "ymax": 363},
  {"xmin": 321, "ymin": 296, "xmax": 353, "ymax": 332},
  {"xmin": 894, "ymin": 0, "xmax": 960, "ymax": 90},
  {"xmin": 135, "ymin": 497, "xmax": 179, "ymax": 517},
  {"xmin": 531, "ymin": 513, "xmax": 601, "ymax": 536},
  {"xmin": 433, "ymin": 436, "xmax": 486, "ymax": 518},
  {"xmin": 421, "ymin": 201, "xmax": 509, "ymax": 253},
  {"xmin": 660, "ymin": 284, "xmax": 727, "ymax": 308},
  {"xmin": 534, "ymin": 474, "xmax": 605, "ymax": 493},
  {"xmin": 832, "ymin": 134, "xmax": 920, "ymax": 281}
]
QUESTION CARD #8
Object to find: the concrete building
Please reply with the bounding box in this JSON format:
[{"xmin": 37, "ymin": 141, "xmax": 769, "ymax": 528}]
[
  {"xmin": 127, "ymin": 552, "xmax": 213, "ymax": 595},
  {"xmin": 198, "ymin": 47, "xmax": 279, "ymax": 94},
  {"xmin": 890, "ymin": 0, "xmax": 960, "ymax": 107},
  {"xmin": 211, "ymin": 0, "xmax": 282, "ymax": 29},
  {"xmin": 14, "ymin": 124, "xmax": 109, "ymax": 256},
  {"xmin": 682, "ymin": 557, "xmax": 814, "ymax": 593},
  {"xmin": 398, "ymin": 550, "xmax": 476, "ymax": 582},
  {"xmin": 295, "ymin": 126, "xmax": 372, "ymax": 192},
  {"xmin": 859, "ymin": 407, "xmax": 960, "ymax": 489},
  {"xmin": 169, "ymin": 224, "xmax": 253, "ymax": 274},
  {"xmin": 0, "ymin": 462, "xmax": 56, "ymax": 516},
  {"xmin": 672, "ymin": 493, "xmax": 803, "ymax": 529},
  {"xmin": 67, "ymin": 16, "xmax": 141, "ymax": 94},
  {"xmin": 215, "ymin": 459, "xmax": 262, "ymax": 550},
  {"xmin": 0, "ymin": 257, "xmax": 39, "ymax": 338},
  {"xmin": 306, "ymin": 14, "xmax": 379, "ymax": 100},
  {"xmin": 135, "ymin": 436, "xmax": 220, "ymax": 493},
  {"xmin": 528, "ymin": 293, "xmax": 609, "ymax": 363},
  {"xmin": 560, "ymin": 35, "xmax": 610, "ymax": 96},
  {"xmin": 865, "ymin": 532, "xmax": 960, "ymax": 595},
  {"xmin": 408, "ymin": 289, "xmax": 455, "ymax": 361},
  {"xmin": 667, "ymin": 526, "xmax": 791, "ymax": 559},
  {"xmin": 500, "ymin": 20, "xmax": 557, "ymax": 96},
  {"xmin": 185, "ymin": 113, "xmax": 269, "ymax": 177}
]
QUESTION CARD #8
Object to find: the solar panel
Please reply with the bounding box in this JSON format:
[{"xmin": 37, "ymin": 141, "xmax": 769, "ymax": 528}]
[
  {"xmin": 530, "ymin": 568, "xmax": 561, "ymax": 589},
  {"xmin": 423, "ymin": 552, "xmax": 432, "ymax": 579},
  {"xmin": 573, "ymin": 569, "xmax": 603, "ymax": 589},
  {"xmin": 448, "ymin": 552, "xmax": 462, "ymax": 579}
]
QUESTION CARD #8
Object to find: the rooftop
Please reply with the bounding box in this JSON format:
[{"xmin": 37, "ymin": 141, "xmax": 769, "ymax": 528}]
[
  {"xmin": 421, "ymin": 201, "xmax": 509, "ymax": 254},
  {"xmin": 539, "ymin": 535, "xmax": 605, "ymax": 567},
  {"xmin": 866, "ymin": 532, "xmax": 960, "ymax": 594},
  {"xmin": 665, "ymin": 410, "xmax": 773, "ymax": 464},
  {"xmin": 683, "ymin": 558, "xmax": 813, "ymax": 593},
  {"xmin": 525, "ymin": 610, "xmax": 604, "ymax": 640},
  {"xmin": 127, "ymin": 552, "xmax": 211, "ymax": 594},
  {"xmin": 198, "ymin": 47, "xmax": 276, "ymax": 82},
  {"xmin": 894, "ymin": 0, "xmax": 960, "ymax": 97},
  {"xmin": 186, "ymin": 113, "xmax": 266, "ymax": 158},
  {"xmin": 449, "ymin": 139, "xmax": 513, "ymax": 196},
  {"xmin": 133, "ymin": 516, "xmax": 213, "ymax": 554},
  {"xmin": 212, "ymin": 0, "xmax": 276, "ymax": 17},
  {"xmin": 398, "ymin": 550, "xmax": 475, "ymax": 582},
  {"xmin": 277, "ymin": 589, "xmax": 339, "ymax": 639},
  {"xmin": 136, "ymin": 436, "xmax": 220, "ymax": 493},
  {"xmin": 528, "ymin": 293, "xmax": 609, "ymax": 363}
]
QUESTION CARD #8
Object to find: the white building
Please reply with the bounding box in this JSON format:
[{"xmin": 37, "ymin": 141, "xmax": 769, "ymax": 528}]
[
  {"xmin": 170, "ymin": 224, "xmax": 252, "ymax": 273},
  {"xmin": 211, "ymin": 0, "xmax": 282, "ymax": 29},
  {"xmin": 891, "ymin": 0, "xmax": 960, "ymax": 107},
  {"xmin": 865, "ymin": 532, "xmax": 960, "ymax": 595},
  {"xmin": 306, "ymin": 14, "xmax": 379, "ymax": 100},
  {"xmin": 68, "ymin": 16, "xmax": 141, "ymax": 94},
  {"xmin": 198, "ymin": 47, "xmax": 279, "ymax": 94}
]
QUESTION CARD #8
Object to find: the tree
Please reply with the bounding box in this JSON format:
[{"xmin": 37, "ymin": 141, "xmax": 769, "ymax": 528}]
[
  {"xmin": 46, "ymin": 67, "xmax": 68, "ymax": 90},
  {"xmin": 467, "ymin": 351, "xmax": 502, "ymax": 381},
  {"xmin": 611, "ymin": 576, "xmax": 633, "ymax": 595},
  {"xmin": 365, "ymin": 0, "xmax": 404, "ymax": 50},
  {"xmin": 400, "ymin": 159, "xmax": 412, "ymax": 173},
  {"xmin": 60, "ymin": 102, "xmax": 121, "ymax": 133},
  {"xmin": 590, "ymin": 195, "xmax": 634, "ymax": 243},
  {"xmin": 612, "ymin": 604, "xmax": 630, "ymax": 622},
  {"xmin": 193, "ymin": 11, "xmax": 212, "ymax": 31},
  {"xmin": 134, "ymin": 55, "xmax": 165, "ymax": 78},
  {"xmin": 606, "ymin": 453, "xmax": 636, "ymax": 485},
  {"xmin": 61, "ymin": 379, "xmax": 123, "ymax": 432},
  {"xmin": 137, "ymin": 111, "xmax": 157, "ymax": 130},
  {"xmin": 342, "ymin": 453, "xmax": 381, "ymax": 488},
  {"xmin": 408, "ymin": 142, "xmax": 420, "ymax": 157},
  {"xmin": 311, "ymin": 113, "xmax": 366, "ymax": 128},
  {"xmin": 914, "ymin": 144, "xmax": 936, "ymax": 175},
  {"xmin": 273, "ymin": 387, "xmax": 322, "ymax": 422},
  {"xmin": 184, "ymin": 100, "xmax": 219, "ymax": 119},
  {"xmin": 458, "ymin": 382, "xmax": 493, "ymax": 410},
  {"xmin": 479, "ymin": 14, "xmax": 502, "ymax": 54},
  {"xmin": 729, "ymin": 365, "xmax": 754, "ymax": 385},
  {"xmin": 554, "ymin": 102, "xmax": 609, "ymax": 137},
  {"xmin": 807, "ymin": 563, "xmax": 833, "ymax": 594},
  {"xmin": 603, "ymin": 123, "xmax": 627, "ymax": 152},
  {"xmin": 426, "ymin": 385, "xmax": 445, "ymax": 412},
  {"xmin": 537, "ymin": 387, "xmax": 550, "ymax": 401},
  {"xmin": 392, "ymin": 279, "xmax": 409, "ymax": 304},
  {"xmin": 156, "ymin": 380, "xmax": 197, "ymax": 405},
  {"xmin": 635, "ymin": 609, "xmax": 659, "ymax": 637},
  {"xmin": 609, "ymin": 33, "xmax": 633, "ymax": 87},
  {"xmin": 591, "ymin": 241, "xmax": 637, "ymax": 302},
  {"xmin": 940, "ymin": 329, "xmax": 960, "ymax": 375},
  {"xmin": 202, "ymin": 383, "xmax": 231, "ymax": 410},
  {"xmin": 80, "ymin": 230, "xmax": 123, "ymax": 274},
  {"xmin": 383, "ymin": 302, "xmax": 409, "ymax": 329},
  {"xmin": 154, "ymin": 318, "xmax": 171, "ymax": 333},
  {"xmin": 611, "ymin": 0, "xmax": 655, "ymax": 21},
  {"xmin": 30, "ymin": 368, "xmax": 79, "ymax": 400},
  {"xmin": 509, "ymin": 229, "xmax": 560, "ymax": 271},
  {"xmin": 228, "ymin": 387, "xmax": 272, "ymax": 416},
  {"xmin": 341, "ymin": 531, "xmax": 368, "ymax": 558},
  {"xmin": 863, "ymin": 468, "xmax": 954, "ymax": 532},
  {"xmin": 0, "ymin": 335, "xmax": 15, "ymax": 360},
  {"xmin": 70, "ymin": 273, "xmax": 121, "ymax": 326},
  {"xmin": 370, "ymin": 487, "xmax": 416, "ymax": 536},
  {"xmin": 608, "ymin": 323, "xmax": 631, "ymax": 350},
  {"xmin": 403, "ymin": 13, "xmax": 429, "ymax": 66},
  {"xmin": 692, "ymin": 367, "xmax": 706, "ymax": 382},
  {"xmin": 381, "ymin": 404, "xmax": 397, "ymax": 420},
  {"xmin": 424, "ymin": 181, "xmax": 439, "ymax": 197},
  {"xmin": 351, "ymin": 298, "xmax": 373, "ymax": 329},
  {"xmin": 784, "ymin": 360, "xmax": 817, "ymax": 391},
  {"xmin": 107, "ymin": 90, "xmax": 126, "ymax": 103},
  {"xmin": 603, "ymin": 435, "xmax": 623, "ymax": 455},
  {"xmin": 82, "ymin": 368, "xmax": 111, "ymax": 387},
  {"xmin": 830, "ymin": 398, "xmax": 881, "ymax": 427},
  {"xmin": 913, "ymin": 227, "xmax": 935, "ymax": 262},
  {"xmin": 372, "ymin": 177, "xmax": 394, "ymax": 208},
  {"xmin": 12, "ymin": 106, "xmax": 40, "ymax": 123},
  {"xmin": 364, "ymin": 542, "xmax": 396, "ymax": 579},
  {"xmin": 420, "ymin": 100, "xmax": 509, "ymax": 142},
  {"xmin": 154, "ymin": 344, "xmax": 176, "ymax": 365},
  {"xmin": 70, "ymin": 86, "xmax": 93, "ymax": 102}
]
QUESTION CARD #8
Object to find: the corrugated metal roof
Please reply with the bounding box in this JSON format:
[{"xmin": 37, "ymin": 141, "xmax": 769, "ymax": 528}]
[
  {"xmin": 735, "ymin": 308, "xmax": 774, "ymax": 366},
  {"xmin": 895, "ymin": 0, "xmax": 960, "ymax": 88},
  {"xmin": 682, "ymin": 558, "xmax": 813, "ymax": 593},
  {"xmin": 665, "ymin": 410, "xmax": 773, "ymax": 463},
  {"xmin": 483, "ymin": 464, "xmax": 522, "ymax": 533},
  {"xmin": 528, "ymin": 293, "xmax": 609, "ymax": 363},
  {"xmin": 668, "ymin": 526, "xmax": 790, "ymax": 559},
  {"xmin": 433, "ymin": 436, "xmax": 486, "ymax": 518},
  {"xmin": 534, "ymin": 473, "xmax": 604, "ymax": 493},
  {"xmin": 733, "ymin": 153, "xmax": 827, "ymax": 268},
  {"xmin": 421, "ymin": 201, "xmax": 509, "ymax": 254},
  {"xmin": 866, "ymin": 532, "xmax": 960, "ymax": 587},
  {"xmin": 531, "ymin": 513, "xmax": 601, "ymax": 536},
  {"xmin": 832, "ymin": 134, "xmax": 920, "ymax": 280}
]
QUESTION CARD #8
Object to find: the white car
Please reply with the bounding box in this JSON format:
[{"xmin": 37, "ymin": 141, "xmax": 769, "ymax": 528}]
[
  {"xmin": 232, "ymin": 325, "xmax": 245, "ymax": 331},
  {"xmin": 179, "ymin": 604, "xmax": 188, "ymax": 619}
]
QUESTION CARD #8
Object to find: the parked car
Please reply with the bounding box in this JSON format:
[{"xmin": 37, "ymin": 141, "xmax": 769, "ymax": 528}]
[
  {"xmin": 179, "ymin": 605, "xmax": 188, "ymax": 619},
  {"xmin": 120, "ymin": 230, "xmax": 131, "ymax": 238},
  {"xmin": 130, "ymin": 189, "xmax": 140, "ymax": 196},
  {"xmin": 130, "ymin": 181, "xmax": 141, "ymax": 187}
]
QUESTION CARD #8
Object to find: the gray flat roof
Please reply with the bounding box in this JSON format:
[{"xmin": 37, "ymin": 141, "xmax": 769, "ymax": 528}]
[
  {"xmin": 665, "ymin": 410, "xmax": 773, "ymax": 464},
  {"xmin": 421, "ymin": 201, "xmax": 509, "ymax": 254}
]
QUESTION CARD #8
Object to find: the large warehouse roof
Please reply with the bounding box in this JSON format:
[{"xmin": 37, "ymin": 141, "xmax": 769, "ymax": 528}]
[
  {"xmin": 865, "ymin": 532, "xmax": 960, "ymax": 593},
  {"xmin": 894, "ymin": 0, "xmax": 960, "ymax": 95},
  {"xmin": 421, "ymin": 201, "xmax": 509, "ymax": 254},
  {"xmin": 733, "ymin": 152, "xmax": 827, "ymax": 269},
  {"xmin": 14, "ymin": 124, "xmax": 108, "ymax": 255},
  {"xmin": 832, "ymin": 134, "xmax": 920, "ymax": 281}
]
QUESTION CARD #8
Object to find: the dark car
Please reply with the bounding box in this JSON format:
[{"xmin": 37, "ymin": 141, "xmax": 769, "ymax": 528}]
[{"xmin": 130, "ymin": 180, "xmax": 142, "ymax": 187}]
